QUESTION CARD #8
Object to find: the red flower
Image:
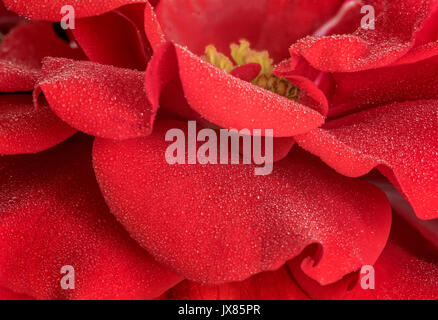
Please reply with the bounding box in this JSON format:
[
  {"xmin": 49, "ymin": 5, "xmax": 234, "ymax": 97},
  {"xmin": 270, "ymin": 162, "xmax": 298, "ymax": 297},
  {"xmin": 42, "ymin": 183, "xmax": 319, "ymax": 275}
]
[{"xmin": 0, "ymin": 0, "xmax": 437, "ymax": 300}]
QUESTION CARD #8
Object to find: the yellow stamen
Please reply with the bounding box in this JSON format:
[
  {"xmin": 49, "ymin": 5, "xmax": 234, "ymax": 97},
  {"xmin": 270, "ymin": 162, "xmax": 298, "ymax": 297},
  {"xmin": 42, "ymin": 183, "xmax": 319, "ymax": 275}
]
[
  {"xmin": 203, "ymin": 44, "xmax": 234, "ymax": 73},
  {"xmin": 231, "ymin": 40, "xmax": 274, "ymax": 77},
  {"xmin": 203, "ymin": 40, "xmax": 299, "ymax": 101},
  {"xmin": 255, "ymin": 75, "xmax": 299, "ymax": 100}
]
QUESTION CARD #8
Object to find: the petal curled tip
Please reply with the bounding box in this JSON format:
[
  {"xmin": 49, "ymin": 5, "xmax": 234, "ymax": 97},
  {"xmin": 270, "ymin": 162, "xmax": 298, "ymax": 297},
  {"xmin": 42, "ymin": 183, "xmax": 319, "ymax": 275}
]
[
  {"xmin": 330, "ymin": 54, "xmax": 438, "ymax": 117},
  {"xmin": 0, "ymin": 21, "xmax": 82, "ymax": 92},
  {"xmin": 175, "ymin": 45, "xmax": 326, "ymax": 137},
  {"xmin": 295, "ymin": 99, "xmax": 438, "ymax": 220},
  {"xmin": 39, "ymin": 57, "xmax": 156, "ymax": 140},
  {"xmin": 290, "ymin": 215, "xmax": 438, "ymax": 300},
  {"xmin": 289, "ymin": 0, "xmax": 438, "ymax": 72}
]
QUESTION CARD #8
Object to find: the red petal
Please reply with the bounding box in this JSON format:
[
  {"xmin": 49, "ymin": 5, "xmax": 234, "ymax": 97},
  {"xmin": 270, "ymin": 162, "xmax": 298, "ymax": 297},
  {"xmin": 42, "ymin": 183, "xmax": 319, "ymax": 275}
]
[
  {"xmin": 0, "ymin": 287, "xmax": 33, "ymax": 300},
  {"xmin": 0, "ymin": 21, "xmax": 83, "ymax": 92},
  {"xmin": 0, "ymin": 2, "xmax": 20, "ymax": 33},
  {"xmin": 144, "ymin": 0, "xmax": 167, "ymax": 50},
  {"xmin": 289, "ymin": 0, "xmax": 438, "ymax": 72},
  {"xmin": 230, "ymin": 63, "xmax": 261, "ymax": 82},
  {"xmin": 93, "ymin": 119, "xmax": 391, "ymax": 285},
  {"xmin": 289, "ymin": 214, "xmax": 438, "ymax": 300},
  {"xmin": 393, "ymin": 4, "xmax": 438, "ymax": 65},
  {"xmin": 72, "ymin": 5, "xmax": 150, "ymax": 70},
  {"xmin": 39, "ymin": 57, "xmax": 156, "ymax": 140},
  {"xmin": 164, "ymin": 266, "xmax": 309, "ymax": 300},
  {"xmin": 329, "ymin": 55, "xmax": 438, "ymax": 117},
  {"xmin": 0, "ymin": 94, "xmax": 76, "ymax": 155},
  {"xmin": 174, "ymin": 45, "xmax": 326, "ymax": 137},
  {"xmin": 367, "ymin": 175, "xmax": 438, "ymax": 250},
  {"xmin": 3, "ymin": 0, "xmax": 147, "ymax": 21},
  {"xmin": 295, "ymin": 100, "xmax": 438, "ymax": 220},
  {"xmin": 0, "ymin": 135, "xmax": 182, "ymax": 300},
  {"xmin": 156, "ymin": 0, "xmax": 344, "ymax": 62}
]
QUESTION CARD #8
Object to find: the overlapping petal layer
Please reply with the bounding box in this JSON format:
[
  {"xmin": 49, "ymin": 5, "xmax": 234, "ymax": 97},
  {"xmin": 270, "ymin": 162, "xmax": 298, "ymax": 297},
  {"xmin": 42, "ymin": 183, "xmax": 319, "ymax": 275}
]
[
  {"xmin": 3, "ymin": 0, "xmax": 147, "ymax": 21},
  {"xmin": 163, "ymin": 266, "xmax": 309, "ymax": 300},
  {"xmin": 38, "ymin": 57, "xmax": 156, "ymax": 140},
  {"xmin": 0, "ymin": 21, "xmax": 82, "ymax": 92},
  {"xmin": 155, "ymin": 0, "xmax": 344, "ymax": 62},
  {"xmin": 72, "ymin": 5, "xmax": 150, "ymax": 70},
  {"xmin": 0, "ymin": 135, "xmax": 181, "ymax": 299},
  {"xmin": 0, "ymin": 94, "xmax": 76, "ymax": 155},
  {"xmin": 147, "ymin": 44, "xmax": 327, "ymax": 137},
  {"xmin": 295, "ymin": 100, "xmax": 438, "ymax": 220},
  {"xmin": 93, "ymin": 119, "xmax": 391, "ymax": 285},
  {"xmin": 289, "ymin": 0, "xmax": 438, "ymax": 72},
  {"xmin": 289, "ymin": 215, "xmax": 438, "ymax": 300},
  {"xmin": 329, "ymin": 55, "xmax": 438, "ymax": 117}
]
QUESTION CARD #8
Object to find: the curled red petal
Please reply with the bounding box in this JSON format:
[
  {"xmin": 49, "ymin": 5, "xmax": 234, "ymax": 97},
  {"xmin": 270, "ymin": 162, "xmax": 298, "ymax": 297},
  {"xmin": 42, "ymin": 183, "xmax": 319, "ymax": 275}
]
[
  {"xmin": 0, "ymin": 21, "xmax": 83, "ymax": 92},
  {"xmin": 289, "ymin": 0, "xmax": 438, "ymax": 72},
  {"xmin": 289, "ymin": 214, "xmax": 438, "ymax": 300},
  {"xmin": 72, "ymin": 5, "xmax": 150, "ymax": 70},
  {"xmin": 0, "ymin": 94, "xmax": 76, "ymax": 155},
  {"xmin": 39, "ymin": 57, "xmax": 156, "ymax": 140},
  {"xmin": 144, "ymin": 0, "xmax": 167, "ymax": 50},
  {"xmin": 145, "ymin": 41, "xmax": 203, "ymax": 121},
  {"xmin": 230, "ymin": 63, "xmax": 261, "ymax": 82},
  {"xmin": 0, "ymin": 135, "xmax": 182, "ymax": 300},
  {"xmin": 163, "ymin": 266, "xmax": 309, "ymax": 300},
  {"xmin": 175, "ymin": 45, "xmax": 326, "ymax": 137},
  {"xmin": 393, "ymin": 4, "xmax": 438, "ymax": 65},
  {"xmin": 93, "ymin": 119, "xmax": 391, "ymax": 285},
  {"xmin": 295, "ymin": 100, "xmax": 438, "ymax": 220},
  {"xmin": 3, "ymin": 0, "xmax": 147, "ymax": 21},
  {"xmin": 329, "ymin": 55, "xmax": 438, "ymax": 117}
]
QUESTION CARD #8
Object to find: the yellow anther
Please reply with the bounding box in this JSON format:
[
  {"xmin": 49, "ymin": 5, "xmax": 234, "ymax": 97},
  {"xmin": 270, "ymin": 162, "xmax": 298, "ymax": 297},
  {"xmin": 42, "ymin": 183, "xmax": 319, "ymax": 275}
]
[
  {"xmin": 203, "ymin": 44, "xmax": 234, "ymax": 73},
  {"xmin": 230, "ymin": 39, "xmax": 274, "ymax": 77},
  {"xmin": 256, "ymin": 74, "xmax": 299, "ymax": 100},
  {"xmin": 202, "ymin": 40, "xmax": 299, "ymax": 101}
]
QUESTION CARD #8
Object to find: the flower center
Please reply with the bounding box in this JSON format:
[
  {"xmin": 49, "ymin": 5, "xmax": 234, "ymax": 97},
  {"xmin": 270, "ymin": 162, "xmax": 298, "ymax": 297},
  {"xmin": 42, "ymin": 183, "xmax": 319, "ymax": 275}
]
[{"xmin": 203, "ymin": 39, "xmax": 298, "ymax": 100}]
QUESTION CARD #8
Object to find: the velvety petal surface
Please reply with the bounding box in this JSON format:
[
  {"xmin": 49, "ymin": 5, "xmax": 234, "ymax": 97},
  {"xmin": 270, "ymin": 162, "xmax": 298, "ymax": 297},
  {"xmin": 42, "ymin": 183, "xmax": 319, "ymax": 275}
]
[
  {"xmin": 0, "ymin": 21, "xmax": 82, "ymax": 92},
  {"xmin": 72, "ymin": 4, "xmax": 150, "ymax": 70},
  {"xmin": 93, "ymin": 119, "xmax": 392, "ymax": 285},
  {"xmin": 174, "ymin": 45, "xmax": 326, "ymax": 137},
  {"xmin": 0, "ymin": 135, "xmax": 182, "ymax": 300},
  {"xmin": 295, "ymin": 100, "xmax": 438, "ymax": 220},
  {"xmin": 3, "ymin": 0, "xmax": 147, "ymax": 21},
  {"xmin": 163, "ymin": 266, "xmax": 309, "ymax": 300},
  {"xmin": 0, "ymin": 94, "xmax": 76, "ymax": 155},
  {"xmin": 289, "ymin": 215, "xmax": 438, "ymax": 300},
  {"xmin": 38, "ymin": 57, "xmax": 156, "ymax": 140},
  {"xmin": 329, "ymin": 55, "xmax": 438, "ymax": 117},
  {"xmin": 289, "ymin": 0, "xmax": 438, "ymax": 72}
]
